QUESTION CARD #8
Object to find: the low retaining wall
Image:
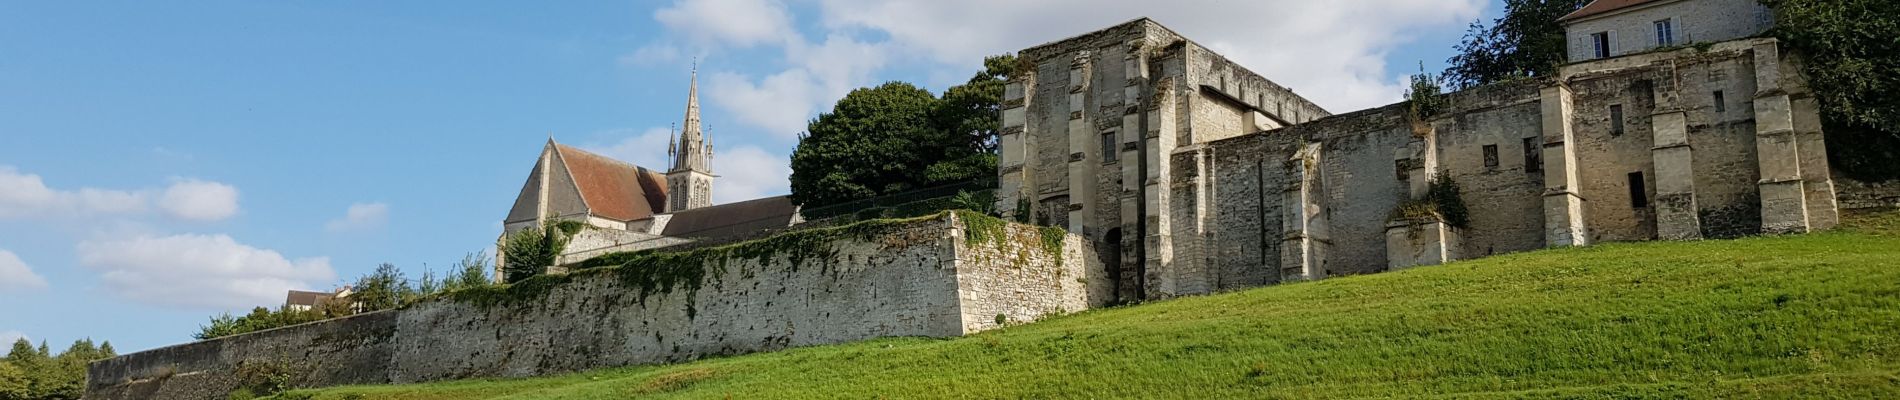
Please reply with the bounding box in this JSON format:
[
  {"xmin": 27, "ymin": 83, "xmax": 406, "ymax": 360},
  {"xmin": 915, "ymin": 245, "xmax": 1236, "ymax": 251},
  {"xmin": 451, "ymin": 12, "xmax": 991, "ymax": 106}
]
[{"xmin": 86, "ymin": 212, "xmax": 1108, "ymax": 399}]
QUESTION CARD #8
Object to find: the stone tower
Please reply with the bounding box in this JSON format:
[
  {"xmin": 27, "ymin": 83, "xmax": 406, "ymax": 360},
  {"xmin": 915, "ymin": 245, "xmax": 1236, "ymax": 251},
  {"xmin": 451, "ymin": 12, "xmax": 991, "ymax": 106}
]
[{"xmin": 667, "ymin": 64, "xmax": 715, "ymax": 212}]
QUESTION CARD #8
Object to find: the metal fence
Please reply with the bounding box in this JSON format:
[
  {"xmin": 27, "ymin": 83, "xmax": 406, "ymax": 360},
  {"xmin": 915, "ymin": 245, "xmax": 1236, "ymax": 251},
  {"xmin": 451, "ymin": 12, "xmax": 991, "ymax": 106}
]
[{"xmin": 797, "ymin": 177, "xmax": 998, "ymax": 220}]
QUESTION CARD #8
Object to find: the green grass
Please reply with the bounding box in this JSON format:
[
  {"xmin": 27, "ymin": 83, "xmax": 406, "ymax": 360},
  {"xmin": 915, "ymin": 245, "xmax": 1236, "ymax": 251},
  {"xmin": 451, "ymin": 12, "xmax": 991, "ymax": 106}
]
[{"xmin": 280, "ymin": 209, "xmax": 1900, "ymax": 399}]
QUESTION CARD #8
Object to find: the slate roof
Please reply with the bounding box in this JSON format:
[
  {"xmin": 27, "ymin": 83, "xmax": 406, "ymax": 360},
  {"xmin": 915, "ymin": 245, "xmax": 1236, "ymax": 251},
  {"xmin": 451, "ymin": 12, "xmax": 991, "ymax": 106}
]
[
  {"xmin": 553, "ymin": 144, "xmax": 670, "ymax": 222},
  {"xmin": 661, "ymin": 195, "xmax": 799, "ymax": 240},
  {"xmin": 1560, "ymin": 0, "xmax": 1668, "ymax": 22},
  {"xmin": 285, "ymin": 290, "xmax": 334, "ymax": 307}
]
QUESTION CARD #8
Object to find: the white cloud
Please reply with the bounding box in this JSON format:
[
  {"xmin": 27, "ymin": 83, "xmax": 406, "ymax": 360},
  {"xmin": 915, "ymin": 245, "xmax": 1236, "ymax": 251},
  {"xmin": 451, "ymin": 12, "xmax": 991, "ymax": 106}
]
[
  {"xmin": 711, "ymin": 145, "xmax": 791, "ymax": 203},
  {"xmin": 809, "ymin": 0, "xmax": 1484, "ymax": 111},
  {"xmin": 159, "ymin": 179, "xmax": 240, "ymax": 221},
  {"xmin": 324, "ymin": 202, "xmax": 390, "ymax": 233},
  {"xmin": 0, "ymin": 166, "xmax": 244, "ymax": 222},
  {"xmin": 0, "ymin": 166, "xmax": 149, "ymax": 218},
  {"xmin": 654, "ymin": 0, "xmax": 797, "ymax": 48},
  {"xmin": 584, "ymin": 127, "xmax": 676, "ymax": 170},
  {"xmin": 0, "ymin": 250, "xmax": 48, "ymax": 292},
  {"xmin": 704, "ymin": 34, "xmax": 891, "ymax": 138},
  {"xmin": 76, "ymin": 233, "xmax": 334, "ymax": 310}
]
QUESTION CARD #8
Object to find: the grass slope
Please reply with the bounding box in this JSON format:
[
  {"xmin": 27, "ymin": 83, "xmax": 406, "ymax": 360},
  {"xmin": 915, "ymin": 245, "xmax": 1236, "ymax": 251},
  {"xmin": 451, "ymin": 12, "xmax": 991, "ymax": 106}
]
[{"xmin": 280, "ymin": 210, "xmax": 1900, "ymax": 399}]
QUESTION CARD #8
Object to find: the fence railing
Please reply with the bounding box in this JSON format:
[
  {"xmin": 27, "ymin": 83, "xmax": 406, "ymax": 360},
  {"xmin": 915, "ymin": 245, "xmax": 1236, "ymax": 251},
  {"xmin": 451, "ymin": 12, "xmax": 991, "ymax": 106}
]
[{"xmin": 797, "ymin": 177, "xmax": 998, "ymax": 220}]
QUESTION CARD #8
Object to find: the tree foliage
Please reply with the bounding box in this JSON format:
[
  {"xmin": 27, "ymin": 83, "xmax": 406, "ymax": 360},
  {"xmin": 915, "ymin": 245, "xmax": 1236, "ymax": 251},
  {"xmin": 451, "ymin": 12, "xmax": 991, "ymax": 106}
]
[
  {"xmin": 1762, "ymin": 0, "xmax": 1900, "ymax": 181},
  {"xmin": 500, "ymin": 221, "xmax": 581, "ymax": 283},
  {"xmin": 1, "ymin": 337, "xmax": 116, "ymax": 400},
  {"xmin": 790, "ymin": 55, "xmax": 1014, "ymax": 207},
  {"xmin": 1444, "ymin": 0, "xmax": 1589, "ymax": 89}
]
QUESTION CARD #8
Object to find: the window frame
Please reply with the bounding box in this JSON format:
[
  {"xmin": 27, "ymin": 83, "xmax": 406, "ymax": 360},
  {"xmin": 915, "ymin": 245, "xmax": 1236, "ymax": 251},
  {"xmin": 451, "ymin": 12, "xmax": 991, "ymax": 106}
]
[
  {"xmin": 1591, "ymin": 32, "xmax": 1611, "ymax": 59},
  {"xmin": 1482, "ymin": 144, "xmax": 1500, "ymax": 171},
  {"xmin": 1654, "ymin": 18, "xmax": 1675, "ymax": 47},
  {"xmin": 1100, "ymin": 130, "xmax": 1119, "ymax": 164},
  {"xmin": 1713, "ymin": 90, "xmax": 1726, "ymax": 113}
]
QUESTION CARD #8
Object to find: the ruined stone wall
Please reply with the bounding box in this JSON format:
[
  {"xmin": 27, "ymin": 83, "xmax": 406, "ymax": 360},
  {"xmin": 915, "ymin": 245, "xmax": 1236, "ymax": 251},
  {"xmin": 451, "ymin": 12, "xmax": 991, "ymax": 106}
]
[
  {"xmin": 1430, "ymin": 81, "xmax": 1549, "ymax": 257},
  {"xmin": 87, "ymin": 214, "xmax": 1105, "ymax": 399}
]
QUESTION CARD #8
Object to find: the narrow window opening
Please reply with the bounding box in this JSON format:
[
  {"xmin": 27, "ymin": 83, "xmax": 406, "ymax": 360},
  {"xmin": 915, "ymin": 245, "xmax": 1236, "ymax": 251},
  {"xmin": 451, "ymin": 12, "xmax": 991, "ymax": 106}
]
[
  {"xmin": 1713, "ymin": 90, "xmax": 1726, "ymax": 112},
  {"xmin": 1609, "ymin": 104, "xmax": 1626, "ymax": 136},
  {"xmin": 1628, "ymin": 171, "xmax": 1649, "ymax": 208},
  {"xmin": 1101, "ymin": 131, "xmax": 1118, "ymax": 164},
  {"xmin": 1591, "ymin": 32, "xmax": 1611, "ymax": 59},
  {"xmin": 1483, "ymin": 144, "xmax": 1500, "ymax": 170},
  {"xmin": 1523, "ymin": 137, "xmax": 1543, "ymax": 173}
]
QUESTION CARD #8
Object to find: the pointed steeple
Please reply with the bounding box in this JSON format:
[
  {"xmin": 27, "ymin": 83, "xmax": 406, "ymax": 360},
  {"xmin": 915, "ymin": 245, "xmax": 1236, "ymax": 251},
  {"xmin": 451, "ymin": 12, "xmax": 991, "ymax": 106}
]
[
  {"xmin": 672, "ymin": 60, "xmax": 708, "ymax": 173},
  {"xmin": 666, "ymin": 60, "xmax": 715, "ymax": 212}
]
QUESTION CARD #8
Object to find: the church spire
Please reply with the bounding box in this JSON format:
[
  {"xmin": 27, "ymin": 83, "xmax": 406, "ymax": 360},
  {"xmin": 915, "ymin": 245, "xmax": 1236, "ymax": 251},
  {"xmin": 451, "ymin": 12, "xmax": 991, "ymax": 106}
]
[
  {"xmin": 666, "ymin": 60, "xmax": 714, "ymax": 212},
  {"xmin": 672, "ymin": 59, "xmax": 708, "ymax": 173}
]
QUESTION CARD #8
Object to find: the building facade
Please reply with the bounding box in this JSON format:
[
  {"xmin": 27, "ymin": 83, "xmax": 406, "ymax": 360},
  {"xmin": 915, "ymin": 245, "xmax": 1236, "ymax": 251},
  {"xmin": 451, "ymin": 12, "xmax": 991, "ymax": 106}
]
[
  {"xmin": 1562, "ymin": 0, "xmax": 1774, "ymax": 62},
  {"xmin": 1002, "ymin": 13, "xmax": 1837, "ymax": 301}
]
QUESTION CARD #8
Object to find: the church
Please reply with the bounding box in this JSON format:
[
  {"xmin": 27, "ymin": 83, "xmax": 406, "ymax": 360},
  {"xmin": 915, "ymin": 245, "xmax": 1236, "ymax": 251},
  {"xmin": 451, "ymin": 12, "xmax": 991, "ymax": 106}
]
[{"xmin": 497, "ymin": 68, "xmax": 801, "ymax": 273}]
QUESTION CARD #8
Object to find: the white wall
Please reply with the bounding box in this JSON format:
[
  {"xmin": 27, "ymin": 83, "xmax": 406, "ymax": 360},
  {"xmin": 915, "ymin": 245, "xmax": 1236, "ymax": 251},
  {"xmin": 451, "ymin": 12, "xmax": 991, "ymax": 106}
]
[{"xmin": 1565, "ymin": 0, "xmax": 1772, "ymax": 62}]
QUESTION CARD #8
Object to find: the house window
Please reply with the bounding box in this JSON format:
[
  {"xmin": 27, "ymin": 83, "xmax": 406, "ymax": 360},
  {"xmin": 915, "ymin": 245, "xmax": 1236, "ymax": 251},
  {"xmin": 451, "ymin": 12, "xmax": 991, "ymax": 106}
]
[
  {"xmin": 1713, "ymin": 90, "xmax": 1726, "ymax": 112},
  {"xmin": 1483, "ymin": 144, "xmax": 1500, "ymax": 170},
  {"xmin": 1101, "ymin": 131, "xmax": 1118, "ymax": 164},
  {"xmin": 1609, "ymin": 104, "xmax": 1626, "ymax": 136},
  {"xmin": 1591, "ymin": 32, "xmax": 1611, "ymax": 58},
  {"xmin": 1523, "ymin": 137, "xmax": 1543, "ymax": 173},
  {"xmin": 1628, "ymin": 171, "xmax": 1649, "ymax": 208},
  {"xmin": 1655, "ymin": 19, "xmax": 1675, "ymax": 46}
]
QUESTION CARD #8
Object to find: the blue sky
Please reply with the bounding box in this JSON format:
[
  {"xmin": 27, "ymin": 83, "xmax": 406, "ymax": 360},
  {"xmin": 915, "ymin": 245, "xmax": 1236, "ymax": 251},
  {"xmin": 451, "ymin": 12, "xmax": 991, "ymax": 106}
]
[{"xmin": 0, "ymin": 1, "xmax": 1502, "ymax": 353}]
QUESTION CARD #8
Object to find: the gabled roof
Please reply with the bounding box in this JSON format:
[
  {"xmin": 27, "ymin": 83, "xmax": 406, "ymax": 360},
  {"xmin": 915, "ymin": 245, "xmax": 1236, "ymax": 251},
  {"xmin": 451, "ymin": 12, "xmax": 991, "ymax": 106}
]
[
  {"xmin": 552, "ymin": 143, "xmax": 669, "ymax": 222},
  {"xmin": 285, "ymin": 290, "xmax": 334, "ymax": 307},
  {"xmin": 1560, "ymin": 0, "xmax": 1669, "ymax": 22}
]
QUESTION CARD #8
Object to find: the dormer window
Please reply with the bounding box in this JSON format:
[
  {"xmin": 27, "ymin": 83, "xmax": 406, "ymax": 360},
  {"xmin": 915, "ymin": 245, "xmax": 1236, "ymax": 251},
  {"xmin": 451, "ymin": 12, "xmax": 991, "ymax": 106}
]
[{"xmin": 1654, "ymin": 19, "xmax": 1675, "ymax": 46}]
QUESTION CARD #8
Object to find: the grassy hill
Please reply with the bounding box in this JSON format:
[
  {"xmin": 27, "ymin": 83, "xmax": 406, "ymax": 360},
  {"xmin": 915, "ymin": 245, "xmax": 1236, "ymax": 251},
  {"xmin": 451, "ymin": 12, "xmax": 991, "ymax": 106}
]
[{"xmin": 277, "ymin": 209, "xmax": 1900, "ymax": 399}]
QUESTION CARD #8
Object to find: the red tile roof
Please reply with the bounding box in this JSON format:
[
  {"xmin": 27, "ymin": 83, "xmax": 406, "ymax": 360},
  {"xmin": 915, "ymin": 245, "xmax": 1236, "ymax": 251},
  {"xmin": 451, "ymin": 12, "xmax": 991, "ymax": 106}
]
[
  {"xmin": 1561, "ymin": 0, "xmax": 1668, "ymax": 22},
  {"xmin": 553, "ymin": 144, "xmax": 669, "ymax": 222}
]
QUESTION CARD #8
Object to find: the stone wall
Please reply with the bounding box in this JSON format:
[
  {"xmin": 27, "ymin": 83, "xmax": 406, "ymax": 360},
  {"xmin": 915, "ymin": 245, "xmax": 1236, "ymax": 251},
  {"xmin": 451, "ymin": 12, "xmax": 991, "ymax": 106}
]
[{"xmin": 86, "ymin": 213, "xmax": 1108, "ymax": 399}]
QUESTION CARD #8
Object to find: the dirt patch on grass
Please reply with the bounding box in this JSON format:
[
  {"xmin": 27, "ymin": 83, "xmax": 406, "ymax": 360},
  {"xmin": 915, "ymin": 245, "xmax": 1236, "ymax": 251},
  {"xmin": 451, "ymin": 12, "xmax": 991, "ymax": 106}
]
[{"xmin": 632, "ymin": 368, "xmax": 718, "ymax": 395}]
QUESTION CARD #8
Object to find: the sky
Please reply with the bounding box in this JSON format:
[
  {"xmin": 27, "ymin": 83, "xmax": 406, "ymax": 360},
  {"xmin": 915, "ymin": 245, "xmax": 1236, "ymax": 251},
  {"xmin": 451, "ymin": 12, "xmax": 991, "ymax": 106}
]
[{"xmin": 0, "ymin": 0, "xmax": 1502, "ymax": 353}]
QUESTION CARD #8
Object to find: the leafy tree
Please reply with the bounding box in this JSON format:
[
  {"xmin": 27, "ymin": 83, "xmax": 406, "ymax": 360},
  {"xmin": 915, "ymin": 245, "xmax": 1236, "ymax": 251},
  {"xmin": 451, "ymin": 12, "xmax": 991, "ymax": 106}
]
[
  {"xmin": 352, "ymin": 263, "xmax": 411, "ymax": 311},
  {"xmin": 790, "ymin": 55, "xmax": 1013, "ymax": 207},
  {"xmin": 3, "ymin": 340, "xmax": 34, "ymax": 365},
  {"xmin": 791, "ymin": 82, "xmax": 944, "ymax": 206},
  {"xmin": 416, "ymin": 266, "xmax": 441, "ymax": 297},
  {"xmin": 500, "ymin": 222, "xmax": 580, "ymax": 284},
  {"xmin": 446, "ymin": 251, "xmax": 491, "ymax": 290},
  {"xmin": 1443, "ymin": 0, "xmax": 1588, "ymax": 89},
  {"xmin": 1761, "ymin": 0, "xmax": 1900, "ymax": 181}
]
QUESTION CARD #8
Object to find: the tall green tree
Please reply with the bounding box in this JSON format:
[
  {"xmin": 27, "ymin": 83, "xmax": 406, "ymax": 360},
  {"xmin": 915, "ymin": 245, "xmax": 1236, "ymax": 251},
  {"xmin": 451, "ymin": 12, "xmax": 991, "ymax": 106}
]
[
  {"xmin": 1443, "ymin": 0, "xmax": 1589, "ymax": 89},
  {"xmin": 790, "ymin": 55, "xmax": 1014, "ymax": 207},
  {"xmin": 1762, "ymin": 0, "xmax": 1900, "ymax": 181},
  {"xmin": 791, "ymin": 82, "xmax": 946, "ymax": 206}
]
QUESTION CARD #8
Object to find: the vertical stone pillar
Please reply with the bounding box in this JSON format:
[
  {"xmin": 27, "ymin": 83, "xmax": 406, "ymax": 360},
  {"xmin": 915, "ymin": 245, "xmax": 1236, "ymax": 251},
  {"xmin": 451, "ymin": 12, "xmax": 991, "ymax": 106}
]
[
  {"xmin": 998, "ymin": 70, "xmax": 1037, "ymax": 223},
  {"xmin": 1787, "ymin": 54, "xmax": 1840, "ymax": 230},
  {"xmin": 1065, "ymin": 52, "xmax": 1095, "ymax": 234},
  {"xmin": 1280, "ymin": 143, "xmax": 1327, "ymax": 281},
  {"xmin": 1751, "ymin": 42, "xmax": 1811, "ymax": 234},
  {"xmin": 1540, "ymin": 84, "xmax": 1590, "ymax": 246},
  {"xmin": 1649, "ymin": 61, "xmax": 1703, "ymax": 240},
  {"xmin": 1117, "ymin": 40, "xmax": 1148, "ymax": 302},
  {"xmin": 1176, "ymin": 145, "xmax": 1212, "ymax": 294},
  {"xmin": 1142, "ymin": 75, "xmax": 1179, "ymax": 298}
]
